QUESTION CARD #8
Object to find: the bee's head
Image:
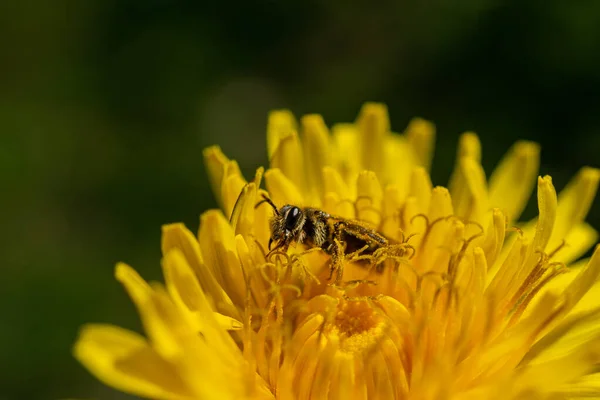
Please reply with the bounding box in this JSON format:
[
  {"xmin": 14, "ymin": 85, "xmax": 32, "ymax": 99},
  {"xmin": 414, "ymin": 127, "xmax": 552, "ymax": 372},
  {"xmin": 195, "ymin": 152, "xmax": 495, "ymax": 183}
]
[
  {"xmin": 254, "ymin": 194, "xmax": 306, "ymax": 251},
  {"xmin": 269, "ymin": 205, "xmax": 306, "ymax": 250},
  {"xmin": 275, "ymin": 205, "xmax": 304, "ymax": 235}
]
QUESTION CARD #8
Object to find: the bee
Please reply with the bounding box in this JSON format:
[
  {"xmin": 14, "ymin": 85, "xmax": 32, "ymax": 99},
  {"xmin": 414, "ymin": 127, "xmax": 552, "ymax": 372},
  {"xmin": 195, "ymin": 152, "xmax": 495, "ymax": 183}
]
[{"xmin": 256, "ymin": 194, "xmax": 405, "ymax": 283}]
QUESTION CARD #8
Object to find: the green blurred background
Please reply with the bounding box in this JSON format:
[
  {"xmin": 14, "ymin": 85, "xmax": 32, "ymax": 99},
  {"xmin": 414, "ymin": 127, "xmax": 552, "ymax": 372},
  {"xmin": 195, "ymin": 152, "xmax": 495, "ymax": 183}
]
[{"xmin": 2, "ymin": 1, "xmax": 600, "ymax": 399}]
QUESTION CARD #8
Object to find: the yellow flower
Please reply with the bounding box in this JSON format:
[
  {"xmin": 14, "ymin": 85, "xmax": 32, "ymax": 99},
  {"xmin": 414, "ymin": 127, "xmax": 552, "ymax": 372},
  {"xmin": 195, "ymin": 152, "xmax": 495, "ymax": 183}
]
[{"xmin": 74, "ymin": 103, "xmax": 600, "ymax": 400}]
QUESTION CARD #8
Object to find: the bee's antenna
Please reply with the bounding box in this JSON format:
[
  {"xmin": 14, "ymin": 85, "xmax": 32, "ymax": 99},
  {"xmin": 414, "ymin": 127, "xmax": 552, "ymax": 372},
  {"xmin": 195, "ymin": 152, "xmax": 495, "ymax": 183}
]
[{"xmin": 255, "ymin": 193, "xmax": 279, "ymax": 215}]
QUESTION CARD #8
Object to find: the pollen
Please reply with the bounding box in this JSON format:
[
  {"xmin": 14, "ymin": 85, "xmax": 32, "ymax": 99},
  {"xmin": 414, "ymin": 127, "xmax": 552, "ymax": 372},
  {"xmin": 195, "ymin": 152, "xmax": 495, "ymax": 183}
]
[
  {"xmin": 334, "ymin": 300, "xmax": 378, "ymax": 336},
  {"xmin": 73, "ymin": 103, "xmax": 600, "ymax": 400},
  {"xmin": 327, "ymin": 298, "xmax": 386, "ymax": 353}
]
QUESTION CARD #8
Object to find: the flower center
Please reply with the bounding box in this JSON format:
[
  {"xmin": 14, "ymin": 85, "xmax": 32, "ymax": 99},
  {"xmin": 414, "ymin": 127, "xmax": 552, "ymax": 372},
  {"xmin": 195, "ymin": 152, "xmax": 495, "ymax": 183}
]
[{"xmin": 326, "ymin": 299, "xmax": 386, "ymax": 354}]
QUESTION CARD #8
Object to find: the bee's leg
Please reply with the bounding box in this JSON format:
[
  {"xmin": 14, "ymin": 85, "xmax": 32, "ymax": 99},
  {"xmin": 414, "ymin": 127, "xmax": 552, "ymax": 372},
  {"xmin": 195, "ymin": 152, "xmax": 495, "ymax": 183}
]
[
  {"xmin": 326, "ymin": 242, "xmax": 334, "ymax": 280},
  {"xmin": 345, "ymin": 244, "xmax": 370, "ymax": 261},
  {"xmin": 331, "ymin": 239, "xmax": 345, "ymax": 284},
  {"xmin": 374, "ymin": 243, "xmax": 416, "ymax": 262},
  {"xmin": 369, "ymin": 243, "xmax": 416, "ymax": 273},
  {"xmin": 326, "ymin": 241, "xmax": 342, "ymax": 281},
  {"xmin": 341, "ymin": 279, "xmax": 377, "ymax": 289},
  {"xmin": 343, "ymin": 293, "xmax": 384, "ymax": 303},
  {"xmin": 328, "ymin": 222, "xmax": 348, "ymax": 284}
]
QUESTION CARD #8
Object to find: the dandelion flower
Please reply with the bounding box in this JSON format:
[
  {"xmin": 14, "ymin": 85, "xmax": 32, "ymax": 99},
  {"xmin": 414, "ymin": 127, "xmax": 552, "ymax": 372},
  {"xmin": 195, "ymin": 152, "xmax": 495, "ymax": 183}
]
[{"xmin": 74, "ymin": 103, "xmax": 600, "ymax": 399}]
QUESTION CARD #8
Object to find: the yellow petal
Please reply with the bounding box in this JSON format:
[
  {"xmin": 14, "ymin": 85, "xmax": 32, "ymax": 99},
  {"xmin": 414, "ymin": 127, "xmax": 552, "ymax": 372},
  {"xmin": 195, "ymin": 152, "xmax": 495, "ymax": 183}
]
[
  {"xmin": 228, "ymin": 182, "xmax": 251, "ymax": 236},
  {"xmin": 384, "ymin": 134, "xmax": 417, "ymax": 191},
  {"xmin": 213, "ymin": 312, "xmax": 243, "ymax": 331},
  {"xmin": 254, "ymin": 188, "xmax": 274, "ymax": 249},
  {"xmin": 405, "ymin": 117, "xmax": 435, "ymax": 171},
  {"xmin": 409, "ymin": 167, "xmax": 433, "ymax": 216},
  {"xmin": 161, "ymin": 223, "xmax": 237, "ymax": 318},
  {"xmin": 114, "ymin": 264, "xmax": 181, "ymax": 359},
  {"xmin": 264, "ymin": 168, "xmax": 304, "ymax": 207},
  {"xmin": 521, "ymin": 176, "xmax": 558, "ymax": 270},
  {"xmin": 356, "ymin": 170, "xmax": 383, "ymax": 227},
  {"xmin": 161, "ymin": 223, "xmax": 205, "ymax": 276},
  {"xmin": 323, "ymin": 192, "xmax": 354, "ymax": 220},
  {"xmin": 488, "ymin": 141, "xmax": 540, "ymax": 223},
  {"xmin": 162, "ymin": 248, "xmax": 243, "ymax": 333},
  {"xmin": 376, "ymin": 296, "xmax": 411, "ymax": 325},
  {"xmin": 451, "ymin": 157, "xmax": 489, "ymax": 226},
  {"xmin": 509, "ymin": 177, "xmax": 557, "ymax": 298},
  {"xmin": 114, "ymin": 262, "xmax": 151, "ymax": 306},
  {"xmin": 381, "ymin": 184, "xmax": 405, "ymax": 239},
  {"xmin": 557, "ymin": 222, "xmax": 599, "ymax": 265},
  {"xmin": 322, "ymin": 166, "xmax": 351, "ymax": 201},
  {"xmin": 267, "ymin": 110, "xmax": 297, "ymax": 159},
  {"xmin": 521, "ymin": 257, "xmax": 592, "ymax": 319},
  {"xmin": 221, "ymin": 161, "xmax": 247, "ymax": 220},
  {"xmin": 356, "ymin": 102, "xmax": 390, "ymax": 179},
  {"xmin": 202, "ymin": 146, "xmax": 230, "ymax": 208},
  {"xmin": 162, "ymin": 250, "xmax": 244, "ymax": 358},
  {"xmin": 448, "ymin": 133, "xmax": 483, "ymax": 227},
  {"xmin": 485, "ymin": 234, "xmax": 526, "ymax": 300},
  {"xmin": 162, "ymin": 247, "xmax": 204, "ymax": 314},
  {"xmin": 235, "ymin": 234, "xmax": 269, "ymax": 310},
  {"xmin": 332, "ymin": 123, "xmax": 360, "ymax": 186},
  {"xmin": 471, "ymin": 247, "xmax": 488, "ymax": 297},
  {"xmin": 412, "ymin": 186, "xmax": 455, "ymax": 271},
  {"xmin": 559, "ymin": 372, "xmax": 600, "ymax": 398},
  {"xmin": 426, "ymin": 218, "xmax": 464, "ymax": 275},
  {"xmin": 301, "ymin": 114, "xmax": 332, "ymax": 202},
  {"xmin": 117, "ymin": 274, "xmax": 243, "ymax": 400},
  {"xmin": 549, "ymin": 167, "xmax": 600, "ymax": 249},
  {"xmin": 427, "ymin": 186, "xmax": 453, "ymax": 221},
  {"xmin": 561, "ymin": 245, "xmax": 600, "ymax": 314},
  {"xmin": 522, "ymin": 307, "xmax": 600, "ymax": 366},
  {"xmin": 475, "ymin": 292, "xmax": 562, "ymax": 382},
  {"xmin": 456, "ymin": 132, "xmax": 482, "ymax": 162},
  {"xmin": 267, "ymin": 110, "xmax": 306, "ymax": 193},
  {"xmin": 198, "ymin": 210, "xmax": 246, "ymax": 309},
  {"xmin": 146, "ymin": 284, "xmax": 249, "ymax": 400},
  {"xmin": 481, "ymin": 208, "xmax": 507, "ymax": 273},
  {"xmin": 73, "ymin": 324, "xmax": 194, "ymax": 400},
  {"xmin": 402, "ymin": 196, "xmax": 421, "ymax": 236},
  {"xmin": 229, "ymin": 169, "xmax": 262, "ymax": 238},
  {"xmin": 514, "ymin": 337, "xmax": 600, "ymax": 396}
]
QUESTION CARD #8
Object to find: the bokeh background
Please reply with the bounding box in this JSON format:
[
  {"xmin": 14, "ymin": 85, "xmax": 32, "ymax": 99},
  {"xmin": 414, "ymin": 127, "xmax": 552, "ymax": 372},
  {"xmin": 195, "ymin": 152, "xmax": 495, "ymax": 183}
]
[{"xmin": 2, "ymin": 1, "xmax": 600, "ymax": 399}]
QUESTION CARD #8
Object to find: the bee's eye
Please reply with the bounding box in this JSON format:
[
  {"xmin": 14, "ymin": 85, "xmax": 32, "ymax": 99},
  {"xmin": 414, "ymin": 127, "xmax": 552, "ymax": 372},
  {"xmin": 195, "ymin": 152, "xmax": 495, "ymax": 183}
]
[{"xmin": 285, "ymin": 207, "xmax": 301, "ymax": 230}]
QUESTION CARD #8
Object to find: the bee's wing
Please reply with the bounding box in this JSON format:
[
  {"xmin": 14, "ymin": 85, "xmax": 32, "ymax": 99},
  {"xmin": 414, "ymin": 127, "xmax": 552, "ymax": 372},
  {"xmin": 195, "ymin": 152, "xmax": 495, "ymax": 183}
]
[{"xmin": 330, "ymin": 217, "xmax": 391, "ymax": 246}]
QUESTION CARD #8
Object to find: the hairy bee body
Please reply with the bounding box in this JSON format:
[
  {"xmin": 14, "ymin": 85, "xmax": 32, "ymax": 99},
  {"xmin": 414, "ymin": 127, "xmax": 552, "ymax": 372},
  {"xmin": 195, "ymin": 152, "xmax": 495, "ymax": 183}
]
[{"xmin": 258, "ymin": 195, "xmax": 397, "ymax": 281}]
